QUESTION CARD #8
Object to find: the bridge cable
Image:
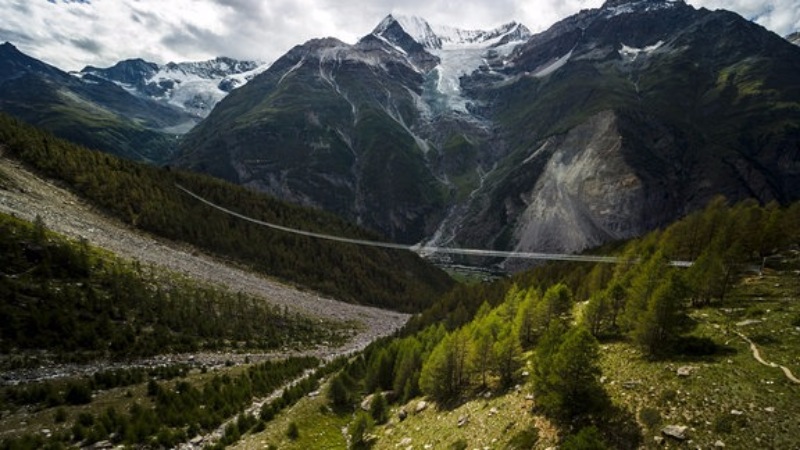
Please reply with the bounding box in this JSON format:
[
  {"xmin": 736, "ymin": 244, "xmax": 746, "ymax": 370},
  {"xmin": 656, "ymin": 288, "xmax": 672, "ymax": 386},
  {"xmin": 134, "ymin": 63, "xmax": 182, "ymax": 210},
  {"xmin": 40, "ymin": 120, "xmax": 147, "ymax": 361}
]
[{"xmin": 175, "ymin": 183, "xmax": 692, "ymax": 267}]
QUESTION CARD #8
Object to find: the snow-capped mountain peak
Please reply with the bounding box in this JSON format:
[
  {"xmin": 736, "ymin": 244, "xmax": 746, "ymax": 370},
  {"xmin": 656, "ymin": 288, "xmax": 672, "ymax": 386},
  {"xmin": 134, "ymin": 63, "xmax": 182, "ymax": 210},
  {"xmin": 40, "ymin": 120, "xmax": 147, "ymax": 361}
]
[
  {"xmin": 434, "ymin": 21, "xmax": 531, "ymax": 48},
  {"xmin": 370, "ymin": 15, "xmax": 532, "ymax": 114},
  {"xmin": 373, "ymin": 15, "xmax": 440, "ymax": 49},
  {"xmin": 82, "ymin": 57, "xmax": 270, "ymax": 119},
  {"xmin": 374, "ymin": 14, "xmax": 531, "ymax": 51},
  {"xmin": 159, "ymin": 57, "xmax": 261, "ymax": 81}
]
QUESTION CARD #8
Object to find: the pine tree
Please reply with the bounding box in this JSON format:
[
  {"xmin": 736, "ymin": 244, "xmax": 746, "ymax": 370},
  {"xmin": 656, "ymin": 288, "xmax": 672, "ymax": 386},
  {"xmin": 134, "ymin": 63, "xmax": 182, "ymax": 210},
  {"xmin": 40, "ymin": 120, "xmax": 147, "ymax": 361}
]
[
  {"xmin": 327, "ymin": 375, "xmax": 352, "ymax": 411},
  {"xmin": 420, "ymin": 330, "xmax": 469, "ymax": 401},
  {"xmin": 583, "ymin": 292, "xmax": 609, "ymax": 337},
  {"xmin": 632, "ymin": 274, "xmax": 687, "ymax": 356},
  {"xmin": 493, "ymin": 329, "xmax": 523, "ymax": 388},
  {"xmin": 349, "ymin": 412, "xmax": 373, "ymax": 450},
  {"xmin": 369, "ymin": 391, "xmax": 388, "ymax": 424},
  {"xmin": 514, "ymin": 288, "xmax": 540, "ymax": 348},
  {"xmin": 532, "ymin": 325, "xmax": 608, "ymax": 423}
]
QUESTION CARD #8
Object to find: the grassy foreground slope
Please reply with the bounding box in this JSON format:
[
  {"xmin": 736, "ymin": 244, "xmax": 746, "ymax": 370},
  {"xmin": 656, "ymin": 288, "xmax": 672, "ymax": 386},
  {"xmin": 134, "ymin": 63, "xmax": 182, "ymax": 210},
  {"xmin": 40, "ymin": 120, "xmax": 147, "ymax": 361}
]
[
  {"xmin": 235, "ymin": 198, "xmax": 800, "ymax": 449},
  {"xmin": 0, "ymin": 114, "xmax": 453, "ymax": 312}
]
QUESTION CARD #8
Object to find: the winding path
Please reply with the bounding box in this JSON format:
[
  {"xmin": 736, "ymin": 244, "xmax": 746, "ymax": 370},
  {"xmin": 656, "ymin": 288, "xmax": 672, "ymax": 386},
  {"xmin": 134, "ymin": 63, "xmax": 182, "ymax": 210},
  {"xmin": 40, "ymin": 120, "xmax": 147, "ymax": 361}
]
[{"xmin": 733, "ymin": 330, "xmax": 800, "ymax": 384}]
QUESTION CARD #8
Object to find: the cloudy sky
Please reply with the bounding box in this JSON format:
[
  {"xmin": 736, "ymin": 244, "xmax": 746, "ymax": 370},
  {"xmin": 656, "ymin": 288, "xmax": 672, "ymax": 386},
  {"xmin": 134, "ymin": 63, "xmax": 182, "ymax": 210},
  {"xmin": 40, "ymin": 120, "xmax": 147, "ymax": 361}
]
[{"xmin": 2, "ymin": 0, "xmax": 798, "ymax": 71}]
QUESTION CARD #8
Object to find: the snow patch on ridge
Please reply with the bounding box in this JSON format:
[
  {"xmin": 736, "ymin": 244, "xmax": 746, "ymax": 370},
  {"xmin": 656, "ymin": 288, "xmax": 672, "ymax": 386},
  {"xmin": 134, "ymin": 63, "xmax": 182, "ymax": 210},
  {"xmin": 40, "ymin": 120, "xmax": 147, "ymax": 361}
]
[
  {"xmin": 533, "ymin": 51, "xmax": 573, "ymax": 78},
  {"xmin": 619, "ymin": 40, "xmax": 664, "ymax": 61},
  {"xmin": 278, "ymin": 59, "xmax": 305, "ymax": 85},
  {"xmin": 604, "ymin": 0, "xmax": 680, "ymax": 18},
  {"xmin": 372, "ymin": 33, "xmax": 409, "ymax": 56}
]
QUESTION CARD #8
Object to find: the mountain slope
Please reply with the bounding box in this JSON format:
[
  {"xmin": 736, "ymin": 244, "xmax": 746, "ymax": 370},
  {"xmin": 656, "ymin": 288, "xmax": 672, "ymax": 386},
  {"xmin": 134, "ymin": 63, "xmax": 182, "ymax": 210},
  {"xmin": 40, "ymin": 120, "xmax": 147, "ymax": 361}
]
[
  {"xmin": 0, "ymin": 114, "xmax": 453, "ymax": 312},
  {"xmin": 0, "ymin": 158, "xmax": 409, "ymax": 363},
  {"xmin": 0, "ymin": 42, "xmax": 195, "ymax": 163},
  {"xmin": 455, "ymin": 0, "xmax": 800, "ymax": 268},
  {"xmin": 176, "ymin": 1, "xmax": 800, "ymax": 269},
  {"xmin": 176, "ymin": 17, "xmax": 530, "ymax": 244}
]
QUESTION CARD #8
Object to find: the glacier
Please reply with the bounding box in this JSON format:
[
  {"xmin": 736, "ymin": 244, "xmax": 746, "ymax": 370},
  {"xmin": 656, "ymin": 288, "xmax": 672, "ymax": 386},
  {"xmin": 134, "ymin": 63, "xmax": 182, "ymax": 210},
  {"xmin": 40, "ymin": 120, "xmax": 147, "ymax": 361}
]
[{"xmin": 376, "ymin": 15, "xmax": 531, "ymax": 114}]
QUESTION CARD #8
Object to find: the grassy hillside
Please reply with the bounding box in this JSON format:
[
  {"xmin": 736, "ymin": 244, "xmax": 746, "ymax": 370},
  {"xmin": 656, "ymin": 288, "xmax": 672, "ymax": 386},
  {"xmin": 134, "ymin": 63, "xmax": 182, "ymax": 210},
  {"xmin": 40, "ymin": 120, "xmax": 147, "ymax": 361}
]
[
  {"xmin": 0, "ymin": 114, "xmax": 453, "ymax": 312},
  {"xmin": 176, "ymin": 40, "xmax": 448, "ymax": 244},
  {"xmin": 230, "ymin": 198, "xmax": 800, "ymax": 449}
]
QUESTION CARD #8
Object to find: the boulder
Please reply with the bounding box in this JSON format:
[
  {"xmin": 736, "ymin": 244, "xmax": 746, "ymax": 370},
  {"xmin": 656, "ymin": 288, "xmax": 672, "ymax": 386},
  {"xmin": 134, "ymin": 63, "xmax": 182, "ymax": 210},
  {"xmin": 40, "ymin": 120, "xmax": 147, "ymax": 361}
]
[
  {"xmin": 360, "ymin": 394, "xmax": 373, "ymax": 411},
  {"xmin": 677, "ymin": 366, "xmax": 694, "ymax": 377},
  {"xmin": 415, "ymin": 400, "xmax": 428, "ymax": 414},
  {"xmin": 714, "ymin": 440, "xmax": 726, "ymax": 448},
  {"xmin": 398, "ymin": 409, "xmax": 408, "ymax": 421},
  {"xmin": 457, "ymin": 415, "xmax": 469, "ymax": 427},
  {"xmin": 661, "ymin": 425, "xmax": 688, "ymax": 441}
]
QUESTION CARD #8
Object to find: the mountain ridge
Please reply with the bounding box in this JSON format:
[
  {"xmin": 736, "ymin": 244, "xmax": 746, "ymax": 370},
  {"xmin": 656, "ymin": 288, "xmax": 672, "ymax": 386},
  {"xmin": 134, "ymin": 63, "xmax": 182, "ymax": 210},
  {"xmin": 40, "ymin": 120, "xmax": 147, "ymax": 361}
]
[
  {"xmin": 81, "ymin": 56, "xmax": 269, "ymax": 119},
  {"xmin": 0, "ymin": 42, "xmax": 195, "ymax": 162},
  {"xmin": 454, "ymin": 0, "xmax": 800, "ymax": 268},
  {"xmin": 0, "ymin": 43, "xmax": 269, "ymax": 162}
]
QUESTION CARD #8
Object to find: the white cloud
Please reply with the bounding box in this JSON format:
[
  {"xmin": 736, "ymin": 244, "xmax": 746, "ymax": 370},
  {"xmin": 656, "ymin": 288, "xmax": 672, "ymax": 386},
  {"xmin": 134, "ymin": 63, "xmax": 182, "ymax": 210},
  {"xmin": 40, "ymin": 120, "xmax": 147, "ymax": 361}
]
[
  {"xmin": 0, "ymin": 0, "xmax": 797, "ymax": 71},
  {"xmin": 691, "ymin": 0, "xmax": 799, "ymax": 34}
]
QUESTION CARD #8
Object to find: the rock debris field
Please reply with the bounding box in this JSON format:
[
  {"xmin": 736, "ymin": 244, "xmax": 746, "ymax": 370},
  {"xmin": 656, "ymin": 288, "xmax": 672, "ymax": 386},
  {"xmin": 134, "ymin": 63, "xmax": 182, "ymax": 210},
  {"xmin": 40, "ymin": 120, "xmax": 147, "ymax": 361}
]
[{"xmin": 0, "ymin": 155, "xmax": 410, "ymax": 382}]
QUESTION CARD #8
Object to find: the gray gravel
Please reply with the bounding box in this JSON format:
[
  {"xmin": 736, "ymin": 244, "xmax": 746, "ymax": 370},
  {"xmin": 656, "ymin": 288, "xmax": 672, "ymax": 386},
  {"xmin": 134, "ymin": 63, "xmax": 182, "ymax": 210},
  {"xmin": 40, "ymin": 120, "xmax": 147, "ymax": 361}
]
[{"xmin": 0, "ymin": 155, "xmax": 410, "ymax": 382}]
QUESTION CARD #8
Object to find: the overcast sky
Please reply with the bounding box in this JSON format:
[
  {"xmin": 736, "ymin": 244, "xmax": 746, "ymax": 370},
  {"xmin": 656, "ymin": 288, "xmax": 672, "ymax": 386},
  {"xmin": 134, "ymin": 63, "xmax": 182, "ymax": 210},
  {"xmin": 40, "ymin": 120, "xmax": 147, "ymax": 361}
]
[{"xmin": 2, "ymin": 0, "xmax": 798, "ymax": 71}]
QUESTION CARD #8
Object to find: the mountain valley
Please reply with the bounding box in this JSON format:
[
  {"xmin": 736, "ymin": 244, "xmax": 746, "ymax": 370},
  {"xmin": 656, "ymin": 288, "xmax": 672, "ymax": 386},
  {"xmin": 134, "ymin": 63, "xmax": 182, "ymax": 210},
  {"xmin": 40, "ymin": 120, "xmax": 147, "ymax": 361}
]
[
  {"xmin": 174, "ymin": 0, "xmax": 800, "ymax": 271},
  {"xmin": 1, "ymin": 2, "xmax": 800, "ymax": 449},
  {"xmin": 2, "ymin": 1, "xmax": 798, "ymax": 271}
]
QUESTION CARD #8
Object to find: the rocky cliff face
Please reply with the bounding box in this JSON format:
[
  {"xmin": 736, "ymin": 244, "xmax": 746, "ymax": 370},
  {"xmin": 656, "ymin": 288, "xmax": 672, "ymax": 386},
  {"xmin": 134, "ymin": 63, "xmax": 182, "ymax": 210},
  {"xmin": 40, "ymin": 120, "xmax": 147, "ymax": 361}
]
[
  {"xmin": 440, "ymin": 0, "xmax": 800, "ymax": 269},
  {"xmin": 175, "ymin": 1, "xmax": 800, "ymax": 269}
]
